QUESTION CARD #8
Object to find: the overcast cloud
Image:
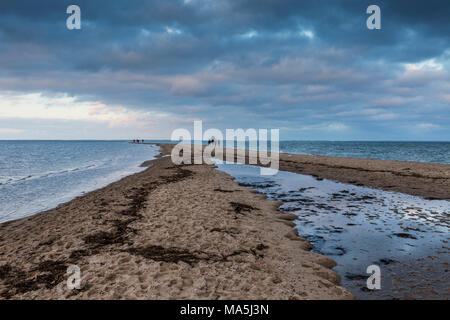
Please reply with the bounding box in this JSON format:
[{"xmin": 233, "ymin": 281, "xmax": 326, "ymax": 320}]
[{"xmin": 0, "ymin": 0, "xmax": 448, "ymax": 140}]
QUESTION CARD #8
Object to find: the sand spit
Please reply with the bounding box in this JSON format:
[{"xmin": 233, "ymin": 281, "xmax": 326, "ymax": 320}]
[
  {"xmin": 277, "ymin": 153, "xmax": 450, "ymax": 200},
  {"xmin": 169, "ymin": 143, "xmax": 449, "ymax": 200},
  {"xmin": 0, "ymin": 144, "xmax": 352, "ymax": 299}
]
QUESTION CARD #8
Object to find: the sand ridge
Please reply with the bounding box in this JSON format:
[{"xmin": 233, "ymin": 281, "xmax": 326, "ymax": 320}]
[
  {"xmin": 0, "ymin": 144, "xmax": 353, "ymax": 299},
  {"xmin": 276, "ymin": 153, "xmax": 450, "ymax": 200},
  {"xmin": 170, "ymin": 143, "xmax": 450, "ymax": 200}
]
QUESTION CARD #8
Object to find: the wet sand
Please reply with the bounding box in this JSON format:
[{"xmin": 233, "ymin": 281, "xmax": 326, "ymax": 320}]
[
  {"xmin": 0, "ymin": 144, "xmax": 352, "ymax": 299},
  {"xmin": 215, "ymin": 162, "xmax": 449, "ymax": 299},
  {"xmin": 205, "ymin": 144, "xmax": 449, "ymax": 200},
  {"xmin": 276, "ymin": 153, "xmax": 450, "ymax": 200}
]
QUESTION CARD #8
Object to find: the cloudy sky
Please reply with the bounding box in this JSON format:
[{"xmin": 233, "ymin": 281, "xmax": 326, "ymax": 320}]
[{"xmin": 0, "ymin": 0, "xmax": 449, "ymax": 140}]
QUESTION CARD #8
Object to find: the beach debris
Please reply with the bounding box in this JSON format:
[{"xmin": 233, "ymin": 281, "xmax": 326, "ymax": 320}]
[
  {"xmin": 69, "ymin": 249, "xmax": 96, "ymax": 261},
  {"xmin": 393, "ymin": 233, "xmax": 417, "ymax": 240},
  {"xmin": 238, "ymin": 182, "xmax": 276, "ymax": 189},
  {"xmin": 0, "ymin": 264, "xmax": 38, "ymax": 298},
  {"xmin": 84, "ymin": 230, "xmax": 127, "ymax": 246},
  {"xmin": 126, "ymin": 243, "xmax": 266, "ymax": 266},
  {"xmin": 345, "ymin": 273, "xmax": 369, "ymax": 281},
  {"xmin": 230, "ymin": 202, "xmax": 259, "ymax": 214},
  {"xmin": 256, "ymin": 243, "xmax": 269, "ymax": 251},
  {"xmin": 379, "ymin": 258, "xmax": 396, "ymax": 265},
  {"xmin": 213, "ymin": 188, "xmax": 235, "ymax": 193},
  {"xmin": 0, "ymin": 260, "xmax": 68, "ymax": 298},
  {"xmin": 35, "ymin": 260, "xmax": 68, "ymax": 289},
  {"xmin": 126, "ymin": 245, "xmax": 208, "ymax": 266},
  {"xmin": 210, "ymin": 227, "xmax": 240, "ymax": 237}
]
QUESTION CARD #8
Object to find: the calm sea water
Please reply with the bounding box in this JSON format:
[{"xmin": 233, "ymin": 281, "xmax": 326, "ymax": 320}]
[
  {"xmin": 158, "ymin": 140, "xmax": 450, "ymax": 163},
  {"xmin": 213, "ymin": 141, "xmax": 450, "ymax": 164},
  {"xmin": 279, "ymin": 141, "xmax": 450, "ymax": 164},
  {"xmin": 0, "ymin": 141, "xmax": 158, "ymax": 223}
]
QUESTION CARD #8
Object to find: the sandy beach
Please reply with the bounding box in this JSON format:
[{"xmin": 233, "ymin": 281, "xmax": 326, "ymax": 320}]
[
  {"xmin": 0, "ymin": 143, "xmax": 354, "ymax": 299},
  {"xmin": 0, "ymin": 143, "xmax": 448, "ymax": 299},
  {"xmin": 1, "ymin": 0, "xmax": 449, "ymax": 305}
]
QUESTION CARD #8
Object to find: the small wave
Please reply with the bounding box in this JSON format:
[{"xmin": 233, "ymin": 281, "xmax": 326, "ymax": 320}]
[{"xmin": 1, "ymin": 164, "xmax": 99, "ymax": 186}]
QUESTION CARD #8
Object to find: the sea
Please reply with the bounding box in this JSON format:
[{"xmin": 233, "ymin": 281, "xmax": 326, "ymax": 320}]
[
  {"xmin": 0, "ymin": 141, "xmax": 159, "ymax": 223},
  {"xmin": 0, "ymin": 140, "xmax": 449, "ymax": 223},
  {"xmin": 1, "ymin": 140, "xmax": 449, "ymax": 299},
  {"xmin": 278, "ymin": 141, "xmax": 450, "ymax": 164},
  {"xmin": 221, "ymin": 140, "xmax": 450, "ymax": 164}
]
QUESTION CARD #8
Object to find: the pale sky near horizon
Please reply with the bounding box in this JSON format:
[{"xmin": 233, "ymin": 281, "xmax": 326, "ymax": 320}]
[{"xmin": 0, "ymin": 0, "xmax": 449, "ymax": 140}]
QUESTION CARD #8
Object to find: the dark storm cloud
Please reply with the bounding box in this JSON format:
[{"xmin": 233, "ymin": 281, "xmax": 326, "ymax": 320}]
[{"xmin": 0, "ymin": 0, "xmax": 448, "ymax": 139}]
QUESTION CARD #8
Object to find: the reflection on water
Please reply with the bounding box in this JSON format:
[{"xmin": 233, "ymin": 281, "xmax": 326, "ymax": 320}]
[{"xmin": 215, "ymin": 162, "xmax": 450, "ymax": 300}]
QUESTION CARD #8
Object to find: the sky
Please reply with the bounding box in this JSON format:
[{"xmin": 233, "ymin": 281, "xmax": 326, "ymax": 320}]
[{"xmin": 0, "ymin": 0, "xmax": 449, "ymax": 140}]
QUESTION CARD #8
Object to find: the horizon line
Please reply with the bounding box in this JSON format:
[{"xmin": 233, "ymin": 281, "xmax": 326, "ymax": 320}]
[{"xmin": 0, "ymin": 139, "xmax": 449, "ymax": 143}]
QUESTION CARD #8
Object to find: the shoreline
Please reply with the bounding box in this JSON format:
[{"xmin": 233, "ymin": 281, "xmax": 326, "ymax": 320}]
[
  {"xmin": 206, "ymin": 143, "xmax": 449, "ymax": 200},
  {"xmin": 0, "ymin": 141, "xmax": 161, "ymax": 225},
  {"xmin": 153, "ymin": 142, "xmax": 449, "ymax": 199},
  {"xmin": 275, "ymin": 152, "xmax": 450, "ymax": 200},
  {"xmin": 214, "ymin": 160, "xmax": 449, "ymax": 299},
  {"xmin": 0, "ymin": 142, "xmax": 447, "ymax": 299},
  {"xmin": 0, "ymin": 143, "xmax": 353, "ymax": 299}
]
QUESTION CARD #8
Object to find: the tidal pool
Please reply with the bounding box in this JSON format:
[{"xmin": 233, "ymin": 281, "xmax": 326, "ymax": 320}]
[{"xmin": 215, "ymin": 162, "xmax": 450, "ymax": 299}]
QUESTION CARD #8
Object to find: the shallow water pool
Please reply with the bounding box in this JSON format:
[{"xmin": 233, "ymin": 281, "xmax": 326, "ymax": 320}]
[{"xmin": 215, "ymin": 162, "xmax": 450, "ymax": 299}]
